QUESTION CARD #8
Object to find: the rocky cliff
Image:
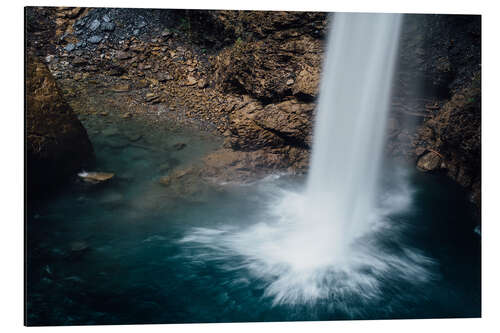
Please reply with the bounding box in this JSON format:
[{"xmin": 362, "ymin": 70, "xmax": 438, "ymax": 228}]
[
  {"xmin": 393, "ymin": 14, "xmax": 481, "ymax": 206},
  {"xmin": 25, "ymin": 7, "xmax": 481, "ymax": 204}
]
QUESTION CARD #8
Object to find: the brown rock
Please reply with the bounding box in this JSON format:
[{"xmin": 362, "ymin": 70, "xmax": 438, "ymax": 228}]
[
  {"xmin": 115, "ymin": 51, "xmax": 133, "ymax": 60},
  {"xmin": 111, "ymin": 84, "xmax": 131, "ymax": 92},
  {"xmin": 26, "ymin": 54, "xmax": 94, "ymax": 196},
  {"xmin": 417, "ymin": 152, "xmax": 442, "ymax": 172},
  {"xmin": 185, "ymin": 75, "xmax": 198, "ymax": 86},
  {"xmin": 197, "ymin": 78, "xmax": 208, "ymax": 88},
  {"xmin": 293, "ymin": 64, "xmax": 320, "ymax": 98},
  {"xmin": 72, "ymin": 56, "xmax": 87, "ymax": 66},
  {"xmin": 78, "ymin": 171, "xmax": 114, "ymax": 184}
]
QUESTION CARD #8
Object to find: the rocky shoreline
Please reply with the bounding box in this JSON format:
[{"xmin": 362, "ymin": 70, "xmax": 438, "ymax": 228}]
[{"xmin": 25, "ymin": 7, "xmax": 481, "ymax": 207}]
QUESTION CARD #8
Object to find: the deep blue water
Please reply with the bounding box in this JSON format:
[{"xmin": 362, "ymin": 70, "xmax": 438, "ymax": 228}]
[{"xmin": 26, "ymin": 115, "xmax": 480, "ymax": 326}]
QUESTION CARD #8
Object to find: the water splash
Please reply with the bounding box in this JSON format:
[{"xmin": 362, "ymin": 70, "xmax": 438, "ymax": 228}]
[{"xmin": 180, "ymin": 13, "xmax": 438, "ymax": 308}]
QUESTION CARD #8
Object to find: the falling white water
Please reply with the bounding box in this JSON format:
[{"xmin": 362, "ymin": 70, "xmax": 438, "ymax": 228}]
[
  {"xmin": 305, "ymin": 12, "xmax": 403, "ymax": 255},
  {"xmin": 180, "ymin": 13, "xmax": 437, "ymax": 307}
]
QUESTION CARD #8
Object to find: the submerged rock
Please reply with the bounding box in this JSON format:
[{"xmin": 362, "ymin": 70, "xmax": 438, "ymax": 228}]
[
  {"xmin": 126, "ymin": 133, "xmax": 142, "ymax": 142},
  {"xmin": 70, "ymin": 241, "xmax": 89, "ymax": 252},
  {"xmin": 78, "ymin": 171, "xmax": 114, "ymax": 183},
  {"xmin": 159, "ymin": 166, "xmax": 219, "ymax": 201},
  {"xmin": 101, "ymin": 127, "xmax": 119, "ymax": 136},
  {"xmin": 172, "ymin": 142, "xmax": 187, "ymax": 151},
  {"xmin": 69, "ymin": 241, "xmax": 90, "ymax": 259},
  {"xmin": 100, "ymin": 192, "xmax": 124, "ymax": 205},
  {"xmin": 106, "ymin": 137, "xmax": 130, "ymax": 149}
]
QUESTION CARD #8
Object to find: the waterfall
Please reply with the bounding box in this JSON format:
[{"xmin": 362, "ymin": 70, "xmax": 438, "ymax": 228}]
[
  {"xmin": 306, "ymin": 13, "xmax": 403, "ymax": 251},
  {"xmin": 180, "ymin": 13, "xmax": 435, "ymax": 306}
]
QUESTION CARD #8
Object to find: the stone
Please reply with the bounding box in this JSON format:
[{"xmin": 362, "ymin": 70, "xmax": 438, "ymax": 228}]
[
  {"xmin": 102, "ymin": 15, "xmax": 111, "ymax": 23},
  {"xmin": 111, "ymin": 84, "xmax": 131, "ymax": 92},
  {"xmin": 74, "ymin": 18, "xmax": 85, "ymax": 28},
  {"xmin": 78, "ymin": 171, "xmax": 114, "ymax": 183},
  {"xmin": 72, "ymin": 56, "xmax": 87, "ymax": 66},
  {"xmin": 115, "ymin": 51, "xmax": 132, "ymax": 60},
  {"xmin": 88, "ymin": 35, "xmax": 103, "ymax": 44},
  {"xmin": 66, "ymin": 7, "xmax": 84, "ymax": 19},
  {"xmin": 157, "ymin": 73, "xmax": 173, "ymax": 82},
  {"xmin": 293, "ymin": 65, "xmax": 320, "ymax": 97},
  {"xmin": 185, "ymin": 75, "xmax": 197, "ymax": 86},
  {"xmin": 197, "ymin": 78, "xmax": 208, "ymax": 88},
  {"xmin": 101, "ymin": 22, "xmax": 115, "ymax": 31},
  {"xmin": 45, "ymin": 55, "xmax": 54, "ymax": 63},
  {"xmin": 64, "ymin": 43, "xmax": 75, "ymax": 52},
  {"xmin": 89, "ymin": 19, "xmax": 100, "ymax": 31},
  {"xmin": 26, "ymin": 54, "xmax": 94, "ymax": 197},
  {"xmin": 145, "ymin": 93, "xmax": 162, "ymax": 103},
  {"xmin": 417, "ymin": 152, "xmax": 442, "ymax": 172}
]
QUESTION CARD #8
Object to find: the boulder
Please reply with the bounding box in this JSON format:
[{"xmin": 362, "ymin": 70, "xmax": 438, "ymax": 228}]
[
  {"xmin": 417, "ymin": 152, "xmax": 442, "ymax": 172},
  {"xmin": 26, "ymin": 54, "xmax": 94, "ymax": 197}
]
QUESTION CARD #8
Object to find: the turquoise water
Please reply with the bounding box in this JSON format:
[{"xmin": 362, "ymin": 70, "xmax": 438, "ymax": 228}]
[{"xmin": 26, "ymin": 115, "xmax": 480, "ymax": 326}]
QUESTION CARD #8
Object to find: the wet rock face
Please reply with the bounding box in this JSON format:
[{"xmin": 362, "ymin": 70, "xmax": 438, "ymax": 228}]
[
  {"xmin": 414, "ymin": 74, "xmax": 481, "ymax": 205},
  {"xmin": 26, "ymin": 54, "xmax": 94, "ymax": 197},
  {"xmin": 387, "ymin": 14, "xmax": 481, "ymax": 206}
]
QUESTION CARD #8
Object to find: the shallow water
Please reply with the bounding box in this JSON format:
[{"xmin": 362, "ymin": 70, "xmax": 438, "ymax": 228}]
[{"xmin": 26, "ymin": 114, "xmax": 480, "ymax": 326}]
